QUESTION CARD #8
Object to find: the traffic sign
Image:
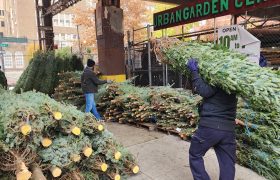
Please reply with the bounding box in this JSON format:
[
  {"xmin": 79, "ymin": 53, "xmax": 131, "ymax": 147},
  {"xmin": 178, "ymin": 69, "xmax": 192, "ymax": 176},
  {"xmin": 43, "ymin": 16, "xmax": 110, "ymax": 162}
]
[
  {"xmin": 0, "ymin": 36, "xmax": 27, "ymax": 43},
  {"xmin": 0, "ymin": 43, "xmax": 8, "ymax": 47}
]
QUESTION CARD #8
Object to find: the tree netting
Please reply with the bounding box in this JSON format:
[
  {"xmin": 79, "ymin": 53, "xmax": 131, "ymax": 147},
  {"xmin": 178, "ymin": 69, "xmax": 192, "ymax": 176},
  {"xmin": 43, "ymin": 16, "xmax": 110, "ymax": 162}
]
[{"xmin": 14, "ymin": 51, "xmax": 84, "ymax": 95}]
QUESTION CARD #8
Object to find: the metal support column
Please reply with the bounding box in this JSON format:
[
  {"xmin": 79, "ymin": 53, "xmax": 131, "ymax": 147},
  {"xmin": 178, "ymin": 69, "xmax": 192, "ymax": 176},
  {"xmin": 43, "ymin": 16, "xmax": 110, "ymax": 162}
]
[
  {"xmin": 234, "ymin": 15, "xmax": 238, "ymax": 24},
  {"xmin": 76, "ymin": 25, "xmax": 82, "ymax": 55},
  {"xmin": 213, "ymin": 18, "xmax": 217, "ymax": 44},
  {"xmin": 162, "ymin": 29, "xmax": 165, "ymax": 86},
  {"xmin": 244, "ymin": 11, "xmax": 248, "ymax": 29},
  {"xmin": 132, "ymin": 28, "xmax": 136, "ymax": 76},
  {"xmin": 0, "ymin": 45, "xmax": 4, "ymax": 73},
  {"xmin": 35, "ymin": 0, "xmax": 42, "ymax": 50},
  {"xmin": 127, "ymin": 30, "xmax": 132, "ymax": 78},
  {"xmin": 0, "ymin": 33, "xmax": 4, "ymax": 72},
  {"xmin": 162, "ymin": 64, "xmax": 165, "ymax": 86},
  {"xmin": 147, "ymin": 24, "xmax": 152, "ymax": 86},
  {"xmin": 43, "ymin": 8, "xmax": 54, "ymax": 50},
  {"xmin": 181, "ymin": 25, "xmax": 184, "ymax": 41},
  {"xmin": 179, "ymin": 26, "xmax": 184, "ymax": 87},
  {"xmin": 165, "ymin": 64, "xmax": 168, "ymax": 85}
]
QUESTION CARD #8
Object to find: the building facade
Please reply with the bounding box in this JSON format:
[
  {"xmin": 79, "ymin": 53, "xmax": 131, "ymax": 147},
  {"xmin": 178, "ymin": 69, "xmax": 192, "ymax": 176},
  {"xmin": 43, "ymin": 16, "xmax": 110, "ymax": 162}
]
[
  {"xmin": 0, "ymin": 0, "xmax": 95, "ymax": 85},
  {"xmin": 0, "ymin": 0, "xmax": 37, "ymax": 70},
  {"xmin": 52, "ymin": 0, "xmax": 96, "ymax": 49}
]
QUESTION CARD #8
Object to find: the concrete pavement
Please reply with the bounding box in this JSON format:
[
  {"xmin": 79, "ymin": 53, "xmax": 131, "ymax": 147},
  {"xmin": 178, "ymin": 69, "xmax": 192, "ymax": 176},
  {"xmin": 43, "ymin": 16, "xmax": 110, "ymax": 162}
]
[{"xmin": 106, "ymin": 122, "xmax": 266, "ymax": 180}]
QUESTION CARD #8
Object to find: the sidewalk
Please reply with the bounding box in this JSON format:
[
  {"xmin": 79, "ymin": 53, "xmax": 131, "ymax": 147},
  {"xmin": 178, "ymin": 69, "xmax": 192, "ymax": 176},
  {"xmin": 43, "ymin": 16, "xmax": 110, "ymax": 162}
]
[{"xmin": 106, "ymin": 122, "xmax": 266, "ymax": 180}]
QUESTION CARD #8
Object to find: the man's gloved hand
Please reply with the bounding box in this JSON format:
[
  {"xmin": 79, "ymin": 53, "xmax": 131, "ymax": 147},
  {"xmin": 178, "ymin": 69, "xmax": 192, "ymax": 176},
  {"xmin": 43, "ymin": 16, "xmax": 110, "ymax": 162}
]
[
  {"xmin": 186, "ymin": 58, "xmax": 199, "ymax": 72},
  {"xmin": 107, "ymin": 80, "xmax": 113, "ymax": 84}
]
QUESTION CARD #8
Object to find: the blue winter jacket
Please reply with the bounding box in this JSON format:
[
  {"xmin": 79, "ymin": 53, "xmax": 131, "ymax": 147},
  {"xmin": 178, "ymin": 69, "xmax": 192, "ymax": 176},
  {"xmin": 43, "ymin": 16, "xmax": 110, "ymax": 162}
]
[{"xmin": 192, "ymin": 71, "xmax": 238, "ymax": 132}]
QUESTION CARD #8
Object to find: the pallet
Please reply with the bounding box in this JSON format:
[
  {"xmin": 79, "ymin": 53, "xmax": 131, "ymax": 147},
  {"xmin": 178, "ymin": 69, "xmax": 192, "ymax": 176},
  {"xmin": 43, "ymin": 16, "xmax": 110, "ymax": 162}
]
[
  {"xmin": 123, "ymin": 121, "xmax": 156, "ymax": 131},
  {"xmin": 179, "ymin": 133, "xmax": 191, "ymax": 141},
  {"xmin": 156, "ymin": 126, "xmax": 168, "ymax": 134},
  {"xmin": 156, "ymin": 126, "xmax": 178, "ymax": 135},
  {"xmin": 137, "ymin": 122, "xmax": 156, "ymax": 131},
  {"xmin": 110, "ymin": 120, "xmax": 186, "ymax": 140},
  {"xmin": 166, "ymin": 129, "xmax": 180, "ymax": 136}
]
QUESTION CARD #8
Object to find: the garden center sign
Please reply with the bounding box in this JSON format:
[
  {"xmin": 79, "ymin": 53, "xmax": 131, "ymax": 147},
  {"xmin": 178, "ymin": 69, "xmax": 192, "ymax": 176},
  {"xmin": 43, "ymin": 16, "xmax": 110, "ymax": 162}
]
[{"xmin": 153, "ymin": 0, "xmax": 278, "ymax": 30}]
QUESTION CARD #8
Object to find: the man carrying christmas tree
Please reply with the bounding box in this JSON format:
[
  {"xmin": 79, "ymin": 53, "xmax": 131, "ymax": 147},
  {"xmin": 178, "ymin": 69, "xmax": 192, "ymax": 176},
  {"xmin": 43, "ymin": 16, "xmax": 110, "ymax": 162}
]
[
  {"xmin": 186, "ymin": 59, "xmax": 237, "ymax": 180},
  {"xmin": 81, "ymin": 59, "xmax": 111, "ymax": 121}
]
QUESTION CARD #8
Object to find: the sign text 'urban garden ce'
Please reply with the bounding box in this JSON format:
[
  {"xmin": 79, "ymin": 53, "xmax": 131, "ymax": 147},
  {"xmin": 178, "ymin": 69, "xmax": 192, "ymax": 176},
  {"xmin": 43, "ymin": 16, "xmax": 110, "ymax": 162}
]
[{"xmin": 153, "ymin": 0, "xmax": 278, "ymax": 30}]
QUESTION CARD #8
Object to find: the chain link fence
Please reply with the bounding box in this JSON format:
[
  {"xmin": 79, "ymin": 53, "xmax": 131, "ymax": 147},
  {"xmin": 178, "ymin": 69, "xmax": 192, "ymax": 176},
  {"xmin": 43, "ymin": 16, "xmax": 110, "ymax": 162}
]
[{"xmin": 125, "ymin": 15, "xmax": 280, "ymax": 87}]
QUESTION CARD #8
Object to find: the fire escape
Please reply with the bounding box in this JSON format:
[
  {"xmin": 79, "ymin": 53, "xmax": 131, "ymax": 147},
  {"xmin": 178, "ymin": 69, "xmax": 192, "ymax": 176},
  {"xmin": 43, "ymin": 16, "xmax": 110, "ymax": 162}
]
[{"xmin": 35, "ymin": 0, "xmax": 82, "ymax": 50}]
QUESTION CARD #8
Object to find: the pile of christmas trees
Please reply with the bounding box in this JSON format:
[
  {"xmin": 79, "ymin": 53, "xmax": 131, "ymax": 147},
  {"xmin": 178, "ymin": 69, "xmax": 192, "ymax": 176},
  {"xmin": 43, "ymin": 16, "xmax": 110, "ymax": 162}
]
[
  {"xmin": 97, "ymin": 82, "xmax": 280, "ymax": 179},
  {"xmin": 52, "ymin": 71, "xmax": 279, "ymax": 179},
  {"xmin": 53, "ymin": 71, "xmax": 84, "ymax": 107},
  {"xmin": 0, "ymin": 88, "xmax": 139, "ymax": 180},
  {"xmin": 97, "ymin": 82, "xmax": 202, "ymax": 139},
  {"xmin": 14, "ymin": 51, "xmax": 84, "ymax": 95}
]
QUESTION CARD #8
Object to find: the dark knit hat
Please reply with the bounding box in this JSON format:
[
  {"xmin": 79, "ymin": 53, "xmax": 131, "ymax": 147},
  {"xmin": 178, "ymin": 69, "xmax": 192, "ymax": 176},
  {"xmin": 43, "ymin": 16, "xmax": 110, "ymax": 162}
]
[{"xmin": 87, "ymin": 59, "xmax": 95, "ymax": 67}]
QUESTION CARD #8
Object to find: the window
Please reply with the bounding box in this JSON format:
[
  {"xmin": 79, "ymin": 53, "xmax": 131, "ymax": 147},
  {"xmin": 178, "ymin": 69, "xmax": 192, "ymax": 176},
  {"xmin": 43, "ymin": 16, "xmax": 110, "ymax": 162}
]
[
  {"xmin": 15, "ymin": 51, "xmax": 24, "ymax": 68},
  {"xmin": 1, "ymin": 21, "xmax": 4, "ymax": 27},
  {"xmin": 64, "ymin": 14, "xmax": 70, "ymax": 27},
  {"xmin": 58, "ymin": 14, "xmax": 64, "ymax": 26},
  {"xmin": 59, "ymin": 19, "xmax": 64, "ymax": 26},
  {"xmin": 53, "ymin": 15, "xmax": 58, "ymax": 26},
  {"xmin": 65, "ymin": 20, "xmax": 70, "ymax": 27},
  {"xmin": 70, "ymin": 14, "xmax": 75, "ymax": 27},
  {"xmin": 0, "ymin": 10, "xmax": 4, "ymax": 16},
  {"xmin": 60, "ymin": 33, "xmax": 65, "ymax": 41},
  {"xmin": 65, "ymin": 34, "xmax": 70, "ymax": 40},
  {"xmin": 54, "ymin": 34, "xmax": 59, "ymax": 41},
  {"xmin": 72, "ymin": 34, "xmax": 77, "ymax": 40},
  {"xmin": 4, "ymin": 52, "xmax": 13, "ymax": 69},
  {"xmin": 54, "ymin": 41, "xmax": 59, "ymax": 46},
  {"xmin": 61, "ymin": 42, "xmax": 67, "ymax": 48}
]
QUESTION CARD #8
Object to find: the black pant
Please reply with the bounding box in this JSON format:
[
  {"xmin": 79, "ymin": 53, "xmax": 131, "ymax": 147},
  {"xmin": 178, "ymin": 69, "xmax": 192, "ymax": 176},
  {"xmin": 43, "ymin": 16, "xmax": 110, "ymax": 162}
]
[{"xmin": 189, "ymin": 126, "xmax": 236, "ymax": 180}]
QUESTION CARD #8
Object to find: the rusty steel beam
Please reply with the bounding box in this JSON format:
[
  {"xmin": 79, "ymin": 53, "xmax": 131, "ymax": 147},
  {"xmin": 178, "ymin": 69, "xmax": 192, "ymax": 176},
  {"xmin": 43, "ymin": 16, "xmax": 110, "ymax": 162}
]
[
  {"xmin": 143, "ymin": 0, "xmax": 184, "ymax": 4},
  {"xmin": 44, "ymin": 0, "xmax": 82, "ymax": 16}
]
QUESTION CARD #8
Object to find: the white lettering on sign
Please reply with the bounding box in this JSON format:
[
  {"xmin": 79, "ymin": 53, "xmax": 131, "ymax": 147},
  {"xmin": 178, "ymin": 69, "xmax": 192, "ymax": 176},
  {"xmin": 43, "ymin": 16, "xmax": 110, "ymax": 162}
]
[{"xmin": 218, "ymin": 25, "xmax": 240, "ymax": 50}]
